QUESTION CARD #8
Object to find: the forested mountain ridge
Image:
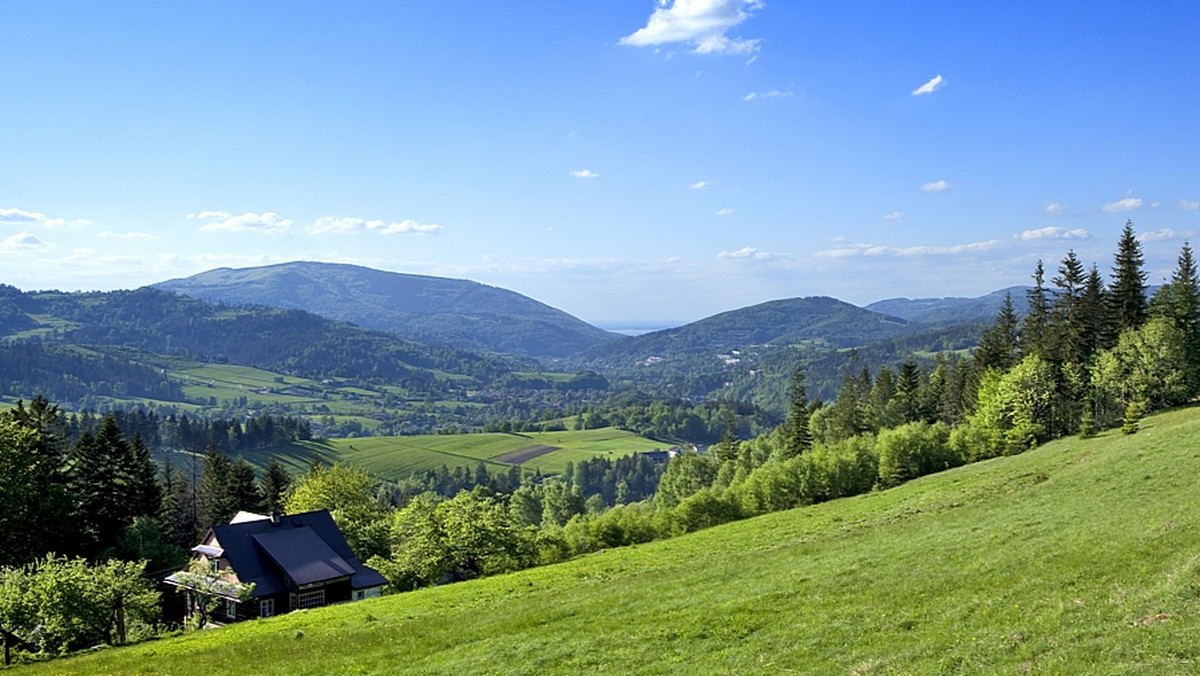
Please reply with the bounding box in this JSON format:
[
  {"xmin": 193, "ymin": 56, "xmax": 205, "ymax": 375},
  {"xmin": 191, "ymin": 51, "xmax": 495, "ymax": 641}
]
[
  {"xmin": 582, "ymin": 296, "xmax": 911, "ymax": 363},
  {"xmin": 153, "ymin": 262, "xmax": 618, "ymax": 358},
  {"xmin": 0, "ymin": 286, "xmax": 515, "ymax": 391},
  {"xmin": 866, "ymin": 285, "xmax": 1031, "ymax": 325}
]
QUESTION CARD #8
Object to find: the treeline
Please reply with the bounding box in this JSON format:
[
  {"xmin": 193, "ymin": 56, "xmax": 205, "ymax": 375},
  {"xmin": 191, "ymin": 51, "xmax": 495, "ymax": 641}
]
[{"xmin": 0, "ymin": 342, "xmax": 183, "ymax": 403}]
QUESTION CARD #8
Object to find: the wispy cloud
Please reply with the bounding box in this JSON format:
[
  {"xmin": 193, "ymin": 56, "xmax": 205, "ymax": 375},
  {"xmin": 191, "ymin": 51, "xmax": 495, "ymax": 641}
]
[
  {"xmin": 815, "ymin": 239, "xmax": 998, "ymax": 258},
  {"xmin": 191, "ymin": 211, "xmax": 292, "ymax": 234},
  {"xmin": 0, "ymin": 207, "xmax": 91, "ymax": 228},
  {"xmin": 1102, "ymin": 194, "xmax": 1143, "ymax": 213},
  {"xmin": 97, "ymin": 231, "xmax": 158, "ymax": 241},
  {"xmin": 743, "ymin": 89, "xmax": 792, "ymax": 102},
  {"xmin": 620, "ymin": 0, "xmax": 763, "ymax": 55},
  {"xmin": 308, "ymin": 217, "xmax": 443, "ymax": 235},
  {"xmin": 1178, "ymin": 199, "xmax": 1199, "ymax": 211},
  {"xmin": 883, "ymin": 211, "xmax": 905, "ymax": 221},
  {"xmin": 689, "ymin": 180, "xmax": 713, "ymax": 190},
  {"xmin": 0, "ymin": 232, "xmax": 49, "ymax": 251},
  {"xmin": 717, "ymin": 246, "xmax": 790, "ymax": 261},
  {"xmin": 1139, "ymin": 228, "xmax": 1194, "ymax": 242},
  {"xmin": 716, "ymin": 208, "xmax": 735, "ymax": 216},
  {"xmin": 920, "ymin": 180, "xmax": 953, "ymax": 192},
  {"xmin": 570, "ymin": 169, "xmax": 600, "ymax": 179},
  {"xmin": 1017, "ymin": 226, "xmax": 1090, "ymax": 241},
  {"xmin": 912, "ymin": 74, "xmax": 945, "ymax": 96},
  {"xmin": 1044, "ymin": 202, "xmax": 1067, "ymax": 215}
]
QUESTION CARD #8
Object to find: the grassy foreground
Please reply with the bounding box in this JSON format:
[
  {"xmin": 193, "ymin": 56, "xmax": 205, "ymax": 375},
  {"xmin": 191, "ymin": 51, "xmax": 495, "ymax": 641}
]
[{"xmin": 23, "ymin": 407, "xmax": 1200, "ymax": 674}]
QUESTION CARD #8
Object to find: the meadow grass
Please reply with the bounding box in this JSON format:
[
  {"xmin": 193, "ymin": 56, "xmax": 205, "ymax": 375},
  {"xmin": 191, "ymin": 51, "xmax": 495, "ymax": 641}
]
[
  {"xmin": 238, "ymin": 428, "xmax": 667, "ymax": 480},
  {"xmin": 28, "ymin": 408, "xmax": 1200, "ymax": 674}
]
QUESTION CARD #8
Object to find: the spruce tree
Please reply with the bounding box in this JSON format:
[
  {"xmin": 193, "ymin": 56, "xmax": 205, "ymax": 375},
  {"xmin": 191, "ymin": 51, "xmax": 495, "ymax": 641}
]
[
  {"xmin": 1051, "ymin": 250, "xmax": 1088, "ymax": 363},
  {"xmin": 1110, "ymin": 219, "xmax": 1148, "ymax": 334},
  {"xmin": 975, "ymin": 293, "xmax": 1020, "ymax": 372},
  {"xmin": 1080, "ymin": 263, "xmax": 1111, "ymax": 356},
  {"xmin": 1023, "ymin": 261, "xmax": 1052, "ymax": 358},
  {"xmin": 260, "ymin": 456, "xmax": 293, "ymax": 515},
  {"xmin": 781, "ymin": 366, "xmax": 812, "ymax": 459}
]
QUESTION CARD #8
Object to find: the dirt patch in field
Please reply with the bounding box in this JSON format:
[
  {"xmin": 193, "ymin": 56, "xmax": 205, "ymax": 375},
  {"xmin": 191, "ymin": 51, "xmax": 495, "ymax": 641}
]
[{"xmin": 493, "ymin": 445, "xmax": 561, "ymax": 464}]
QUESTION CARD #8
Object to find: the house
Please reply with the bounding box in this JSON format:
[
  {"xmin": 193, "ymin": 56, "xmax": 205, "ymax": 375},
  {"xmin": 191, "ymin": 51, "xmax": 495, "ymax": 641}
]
[{"xmin": 165, "ymin": 509, "xmax": 387, "ymax": 624}]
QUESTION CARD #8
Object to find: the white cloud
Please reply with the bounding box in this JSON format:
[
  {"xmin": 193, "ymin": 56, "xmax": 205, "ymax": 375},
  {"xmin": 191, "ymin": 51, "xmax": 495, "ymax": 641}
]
[
  {"xmin": 743, "ymin": 89, "xmax": 792, "ymax": 101},
  {"xmin": 0, "ymin": 207, "xmax": 90, "ymax": 228},
  {"xmin": 308, "ymin": 217, "xmax": 443, "ymax": 235},
  {"xmin": 690, "ymin": 180, "xmax": 713, "ymax": 190},
  {"xmin": 1017, "ymin": 226, "xmax": 1090, "ymax": 241},
  {"xmin": 1102, "ymin": 195, "xmax": 1143, "ymax": 213},
  {"xmin": 620, "ymin": 0, "xmax": 763, "ymax": 55},
  {"xmin": 1139, "ymin": 228, "xmax": 1194, "ymax": 242},
  {"xmin": 883, "ymin": 211, "xmax": 905, "ymax": 221},
  {"xmin": 570, "ymin": 169, "xmax": 600, "ymax": 179},
  {"xmin": 716, "ymin": 208, "xmax": 735, "ymax": 216},
  {"xmin": 816, "ymin": 239, "xmax": 999, "ymax": 258},
  {"xmin": 1179, "ymin": 199, "xmax": 1199, "ymax": 211},
  {"xmin": 912, "ymin": 74, "xmax": 945, "ymax": 96},
  {"xmin": 718, "ymin": 246, "xmax": 789, "ymax": 261},
  {"xmin": 97, "ymin": 231, "xmax": 158, "ymax": 241},
  {"xmin": 195, "ymin": 211, "xmax": 292, "ymax": 234},
  {"xmin": 0, "ymin": 232, "xmax": 49, "ymax": 251},
  {"xmin": 1044, "ymin": 202, "xmax": 1067, "ymax": 215},
  {"xmin": 920, "ymin": 180, "xmax": 953, "ymax": 192}
]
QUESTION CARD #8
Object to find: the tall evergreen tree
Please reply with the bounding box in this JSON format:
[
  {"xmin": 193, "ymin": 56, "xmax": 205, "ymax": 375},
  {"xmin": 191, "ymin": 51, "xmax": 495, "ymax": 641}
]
[
  {"xmin": 1051, "ymin": 249, "xmax": 1088, "ymax": 363},
  {"xmin": 68, "ymin": 415, "xmax": 146, "ymax": 555},
  {"xmin": 1023, "ymin": 261, "xmax": 1052, "ymax": 358},
  {"xmin": 975, "ymin": 293, "xmax": 1021, "ymax": 372},
  {"xmin": 1079, "ymin": 263, "xmax": 1110, "ymax": 357},
  {"xmin": 198, "ymin": 447, "xmax": 237, "ymax": 529},
  {"xmin": 1, "ymin": 397, "xmax": 72, "ymax": 561},
  {"xmin": 259, "ymin": 456, "xmax": 293, "ymax": 515},
  {"xmin": 1109, "ymin": 219, "xmax": 1148, "ymax": 334},
  {"xmin": 780, "ymin": 366, "xmax": 813, "ymax": 459}
]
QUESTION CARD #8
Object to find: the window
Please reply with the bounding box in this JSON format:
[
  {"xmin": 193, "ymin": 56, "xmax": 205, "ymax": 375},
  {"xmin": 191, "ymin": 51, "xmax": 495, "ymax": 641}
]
[
  {"xmin": 260, "ymin": 599, "xmax": 274, "ymax": 618},
  {"xmin": 297, "ymin": 590, "xmax": 325, "ymax": 609},
  {"xmin": 224, "ymin": 598, "xmax": 237, "ymax": 620},
  {"xmin": 354, "ymin": 590, "xmax": 365, "ymax": 601},
  {"xmin": 209, "ymin": 558, "xmax": 219, "ymax": 574}
]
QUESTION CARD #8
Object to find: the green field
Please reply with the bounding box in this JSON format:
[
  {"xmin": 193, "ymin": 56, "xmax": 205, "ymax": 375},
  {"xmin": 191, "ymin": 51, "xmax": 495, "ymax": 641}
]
[
  {"xmin": 27, "ymin": 406, "xmax": 1200, "ymax": 674},
  {"xmin": 235, "ymin": 427, "xmax": 668, "ymax": 479}
]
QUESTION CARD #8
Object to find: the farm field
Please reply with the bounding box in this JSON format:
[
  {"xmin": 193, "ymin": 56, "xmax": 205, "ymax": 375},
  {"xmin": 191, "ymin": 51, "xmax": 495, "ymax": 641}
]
[
  {"xmin": 31, "ymin": 406, "xmax": 1200, "ymax": 675},
  {"xmin": 234, "ymin": 427, "xmax": 669, "ymax": 479}
]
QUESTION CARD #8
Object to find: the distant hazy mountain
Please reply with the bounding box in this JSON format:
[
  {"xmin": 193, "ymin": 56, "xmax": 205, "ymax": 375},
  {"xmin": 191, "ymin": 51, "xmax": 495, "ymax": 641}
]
[
  {"xmin": 154, "ymin": 262, "xmax": 617, "ymax": 358},
  {"xmin": 584, "ymin": 296, "xmax": 911, "ymax": 364},
  {"xmin": 865, "ymin": 286, "xmax": 1031, "ymax": 326}
]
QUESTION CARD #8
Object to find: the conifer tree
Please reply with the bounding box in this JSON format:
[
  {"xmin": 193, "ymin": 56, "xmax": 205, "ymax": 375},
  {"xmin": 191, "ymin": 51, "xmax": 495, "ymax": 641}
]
[
  {"xmin": 259, "ymin": 456, "xmax": 293, "ymax": 515},
  {"xmin": 1110, "ymin": 220, "xmax": 1148, "ymax": 334},
  {"xmin": 1051, "ymin": 249, "xmax": 1088, "ymax": 363},
  {"xmin": 68, "ymin": 415, "xmax": 147, "ymax": 555},
  {"xmin": 1080, "ymin": 263, "xmax": 1110, "ymax": 356},
  {"xmin": 975, "ymin": 293, "xmax": 1021, "ymax": 372},
  {"xmin": 780, "ymin": 366, "xmax": 812, "ymax": 459},
  {"xmin": 1023, "ymin": 261, "xmax": 1052, "ymax": 358}
]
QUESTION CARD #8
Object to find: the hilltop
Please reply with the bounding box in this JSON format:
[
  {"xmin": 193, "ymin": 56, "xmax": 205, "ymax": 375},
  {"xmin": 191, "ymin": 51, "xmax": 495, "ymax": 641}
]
[
  {"xmin": 30, "ymin": 406, "xmax": 1200, "ymax": 674},
  {"xmin": 154, "ymin": 262, "xmax": 618, "ymax": 359}
]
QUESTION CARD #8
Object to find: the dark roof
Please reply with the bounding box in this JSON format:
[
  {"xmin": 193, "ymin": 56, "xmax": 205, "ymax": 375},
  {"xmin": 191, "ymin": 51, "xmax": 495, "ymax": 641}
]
[
  {"xmin": 252, "ymin": 527, "xmax": 355, "ymax": 586},
  {"xmin": 207, "ymin": 509, "xmax": 387, "ymax": 598}
]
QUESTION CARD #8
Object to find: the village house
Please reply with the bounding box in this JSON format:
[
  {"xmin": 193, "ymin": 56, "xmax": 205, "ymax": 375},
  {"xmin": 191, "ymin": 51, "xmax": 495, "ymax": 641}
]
[{"xmin": 166, "ymin": 509, "xmax": 387, "ymax": 624}]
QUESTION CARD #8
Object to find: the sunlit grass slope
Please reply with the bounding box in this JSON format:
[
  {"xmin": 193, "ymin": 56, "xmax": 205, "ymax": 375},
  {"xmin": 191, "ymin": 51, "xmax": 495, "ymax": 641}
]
[
  {"xmin": 238, "ymin": 427, "xmax": 667, "ymax": 479},
  {"xmin": 29, "ymin": 407, "xmax": 1200, "ymax": 674}
]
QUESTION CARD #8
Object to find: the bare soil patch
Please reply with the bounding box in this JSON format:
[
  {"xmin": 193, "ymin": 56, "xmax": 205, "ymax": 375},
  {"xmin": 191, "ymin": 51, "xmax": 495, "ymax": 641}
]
[{"xmin": 494, "ymin": 444, "xmax": 561, "ymax": 464}]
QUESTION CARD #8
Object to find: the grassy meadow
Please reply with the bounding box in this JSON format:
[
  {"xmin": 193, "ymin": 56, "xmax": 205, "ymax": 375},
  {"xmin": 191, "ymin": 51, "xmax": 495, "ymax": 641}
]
[
  {"xmin": 233, "ymin": 427, "xmax": 668, "ymax": 479},
  {"xmin": 23, "ymin": 406, "xmax": 1200, "ymax": 674}
]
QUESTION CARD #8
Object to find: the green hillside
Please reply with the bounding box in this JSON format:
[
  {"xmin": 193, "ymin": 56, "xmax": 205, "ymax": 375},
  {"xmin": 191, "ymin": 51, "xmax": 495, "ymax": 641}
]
[
  {"xmin": 236, "ymin": 427, "xmax": 668, "ymax": 478},
  {"xmin": 28, "ymin": 406, "xmax": 1200, "ymax": 674}
]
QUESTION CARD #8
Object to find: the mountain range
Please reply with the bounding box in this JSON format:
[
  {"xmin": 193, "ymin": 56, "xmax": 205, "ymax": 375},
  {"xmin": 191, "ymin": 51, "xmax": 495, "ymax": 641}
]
[{"xmin": 154, "ymin": 262, "xmax": 617, "ymax": 359}]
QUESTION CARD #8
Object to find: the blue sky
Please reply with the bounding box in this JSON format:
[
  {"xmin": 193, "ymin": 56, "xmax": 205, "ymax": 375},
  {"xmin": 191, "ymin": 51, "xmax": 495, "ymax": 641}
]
[{"xmin": 3, "ymin": 1, "xmax": 1199, "ymax": 325}]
